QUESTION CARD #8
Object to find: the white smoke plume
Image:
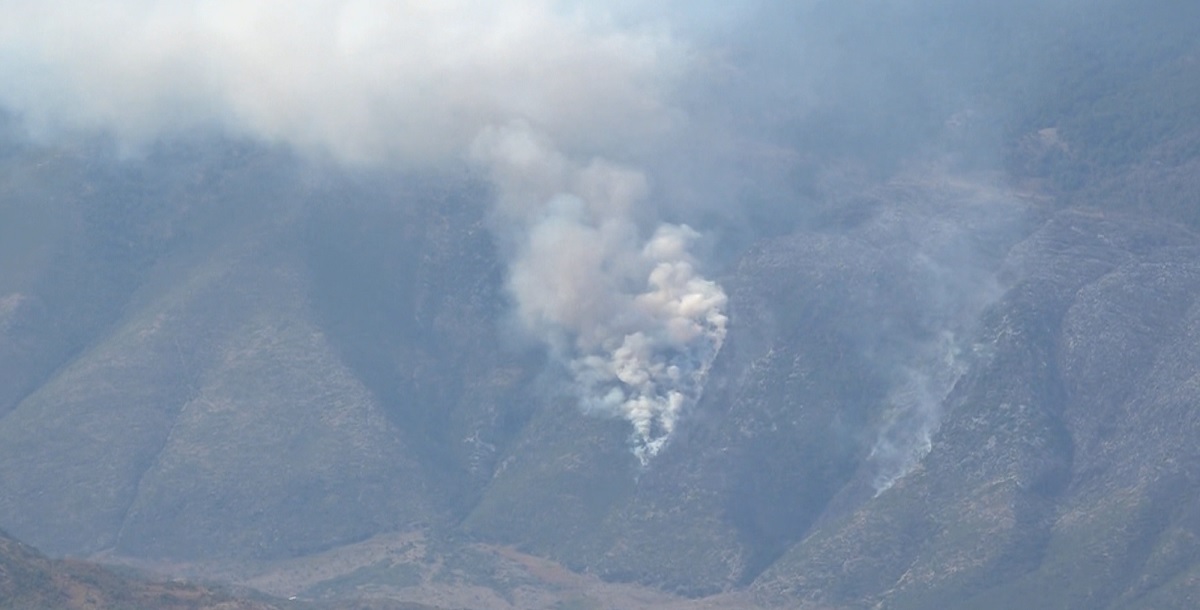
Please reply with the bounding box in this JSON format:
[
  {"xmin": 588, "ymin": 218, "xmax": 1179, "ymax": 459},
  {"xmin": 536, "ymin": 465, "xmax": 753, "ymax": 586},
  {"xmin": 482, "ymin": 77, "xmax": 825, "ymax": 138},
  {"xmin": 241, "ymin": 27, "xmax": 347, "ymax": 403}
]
[
  {"xmin": 0, "ymin": 1, "xmax": 727, "ymax": 461},
  {"xmin": 474, "ymin": 123, "xmax": 727, "ymax": 463}
]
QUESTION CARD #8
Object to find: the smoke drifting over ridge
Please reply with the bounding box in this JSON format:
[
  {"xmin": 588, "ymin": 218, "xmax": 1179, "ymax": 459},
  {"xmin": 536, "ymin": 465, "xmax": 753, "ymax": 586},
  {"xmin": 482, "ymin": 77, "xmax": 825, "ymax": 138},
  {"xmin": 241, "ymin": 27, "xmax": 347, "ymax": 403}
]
[{"xmin": 0, "ymin": 1, "xmax": 727, "ymax": 460}]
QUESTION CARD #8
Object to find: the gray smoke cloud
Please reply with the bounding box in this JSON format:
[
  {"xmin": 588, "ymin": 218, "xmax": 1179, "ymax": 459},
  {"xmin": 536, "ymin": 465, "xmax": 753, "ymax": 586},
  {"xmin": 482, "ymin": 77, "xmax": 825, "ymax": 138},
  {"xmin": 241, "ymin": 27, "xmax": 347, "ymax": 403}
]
[
  {"xmin": 473, "ymin": 123, "xmax": 727, "ymax": 462},
  {"xmin": 0, "ymin": 0, "xmax": 726, "ymax": 461},
  {"xmin": 0, "ymin": 1, "xmax": 682, "ymax": 163}
]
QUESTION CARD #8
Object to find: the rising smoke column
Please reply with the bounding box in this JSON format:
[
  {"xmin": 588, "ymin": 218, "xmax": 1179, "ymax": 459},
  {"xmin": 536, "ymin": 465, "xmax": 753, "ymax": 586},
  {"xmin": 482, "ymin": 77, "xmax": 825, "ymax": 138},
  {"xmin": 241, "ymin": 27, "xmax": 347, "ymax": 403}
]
[
  {"xmin": 474, "ymin": 123, "xmax": 727, "ymax": 463},
  {"xmin": 859, "ymin": 182, "xmax": 1018, "ymax": 494},
  {"xmin": 0, "ymin": 1, "xmax": 728, "ymax": 463},
  {"xmin": 868, "ymin": 329, "xmax": 967, "ymax": 493}
]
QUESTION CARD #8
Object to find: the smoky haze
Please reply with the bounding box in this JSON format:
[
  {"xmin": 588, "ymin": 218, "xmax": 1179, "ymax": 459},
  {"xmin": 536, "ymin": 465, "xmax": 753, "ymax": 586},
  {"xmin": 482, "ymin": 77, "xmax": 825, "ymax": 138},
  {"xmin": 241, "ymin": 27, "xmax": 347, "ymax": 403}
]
[
  {"xmin": 0, "ymin": 0, "xmax": 1097, "ymax": 466},
  {"xmin": 0, "ymin": 0, "xmax": 733, "ymax": 460}
]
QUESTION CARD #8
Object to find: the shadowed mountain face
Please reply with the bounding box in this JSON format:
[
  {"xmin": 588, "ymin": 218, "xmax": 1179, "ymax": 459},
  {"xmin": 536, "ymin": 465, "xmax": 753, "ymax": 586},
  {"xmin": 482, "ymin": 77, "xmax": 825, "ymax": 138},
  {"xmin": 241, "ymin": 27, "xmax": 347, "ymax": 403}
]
[
  {"xmin": 0, "ymin": 147, "xmax": 537, "ymax": 561},
  {"xmin": 3, "ymin": 3, "xmax": 1200, "ymax": 610}
]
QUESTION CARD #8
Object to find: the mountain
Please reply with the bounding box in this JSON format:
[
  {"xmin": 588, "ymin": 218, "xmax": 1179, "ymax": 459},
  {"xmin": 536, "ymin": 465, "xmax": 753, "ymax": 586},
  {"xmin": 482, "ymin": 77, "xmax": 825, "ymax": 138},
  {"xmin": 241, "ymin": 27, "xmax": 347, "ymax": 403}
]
[
  {"xmin": 750, "ymin": 207, "xmax": 1200, "ymax": 609},
  {"xmin": 2, "ymin": 2, "xmax": 1200, "ymax": 610},
  {"xmin": 4, "ymin": 145, "xmax": 1199, "ymax": 610}
]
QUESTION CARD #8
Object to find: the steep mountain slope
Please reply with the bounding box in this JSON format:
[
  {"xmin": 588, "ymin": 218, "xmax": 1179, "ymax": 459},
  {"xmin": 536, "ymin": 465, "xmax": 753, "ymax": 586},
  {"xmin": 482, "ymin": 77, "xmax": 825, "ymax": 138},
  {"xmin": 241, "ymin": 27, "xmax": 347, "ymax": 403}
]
[
  {"xmin": 752, "ymin": 210, "xmax": 1200, "ymax": 609},
  {"xmin": 457, "ymin": 172, "xmax": 1031, "ymax": 595},
  {"xmin": 4, "ymin": 138, "xmax": 1200, "ymax": 610},
  {"xmin": 0, "ymin": 145, "xmax": 546, "ymax": 562}
]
